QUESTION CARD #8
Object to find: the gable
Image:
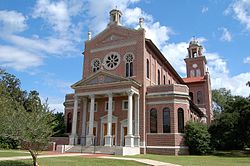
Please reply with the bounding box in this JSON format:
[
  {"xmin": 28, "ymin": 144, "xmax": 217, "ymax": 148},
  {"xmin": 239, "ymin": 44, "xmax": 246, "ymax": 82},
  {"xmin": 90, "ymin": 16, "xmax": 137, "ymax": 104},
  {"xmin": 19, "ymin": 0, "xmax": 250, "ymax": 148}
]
[{"xmin": 71, "ymin": 70, "xmax": 132, "ymax": 88}]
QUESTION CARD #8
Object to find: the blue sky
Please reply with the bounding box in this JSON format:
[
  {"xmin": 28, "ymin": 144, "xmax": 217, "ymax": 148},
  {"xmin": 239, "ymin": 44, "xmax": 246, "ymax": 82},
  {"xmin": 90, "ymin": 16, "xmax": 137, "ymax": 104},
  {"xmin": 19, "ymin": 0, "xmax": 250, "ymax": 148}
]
[{"xmin": 0, "ymin": 0, "xmax": 250, "ymax": 112}]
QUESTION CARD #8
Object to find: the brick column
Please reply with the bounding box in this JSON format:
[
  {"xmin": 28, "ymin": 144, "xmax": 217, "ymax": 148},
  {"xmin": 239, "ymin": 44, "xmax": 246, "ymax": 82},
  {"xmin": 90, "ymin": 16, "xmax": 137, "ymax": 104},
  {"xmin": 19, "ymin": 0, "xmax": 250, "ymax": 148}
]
[
  {"xmin": 69, "ymin": 95, "xmax": 78, "ymax": 145},
  {"xmin": 134, "ymin": 94, "xmax": 140, "ymax": 147}
]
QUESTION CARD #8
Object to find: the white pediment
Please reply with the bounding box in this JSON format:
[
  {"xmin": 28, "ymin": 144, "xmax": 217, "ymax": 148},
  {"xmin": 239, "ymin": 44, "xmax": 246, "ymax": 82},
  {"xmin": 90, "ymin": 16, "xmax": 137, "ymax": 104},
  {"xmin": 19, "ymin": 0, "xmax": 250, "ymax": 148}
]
[{"xmin": 71, "ymin": 70, "xmax": 130, "ymax": 88}]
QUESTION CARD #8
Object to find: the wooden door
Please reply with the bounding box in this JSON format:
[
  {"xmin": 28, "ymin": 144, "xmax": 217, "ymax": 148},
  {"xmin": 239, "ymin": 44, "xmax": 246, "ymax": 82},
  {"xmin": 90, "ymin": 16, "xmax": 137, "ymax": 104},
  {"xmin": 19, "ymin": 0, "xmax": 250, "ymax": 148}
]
[{"xmin": 123, "ymin": 127, "xmax": 127, "ymax": 146}]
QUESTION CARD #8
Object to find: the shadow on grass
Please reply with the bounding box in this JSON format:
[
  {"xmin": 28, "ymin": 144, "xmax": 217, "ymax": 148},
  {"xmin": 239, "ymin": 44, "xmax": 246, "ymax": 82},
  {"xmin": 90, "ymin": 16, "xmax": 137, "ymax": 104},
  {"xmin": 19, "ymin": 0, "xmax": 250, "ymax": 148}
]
[
  {"xmin": 212, "ymin": 150, "xmax": 250, "ymax": 157},
  {"xmin": 0, "ymin": 161, "xmax": 31, "ymax": 166}
]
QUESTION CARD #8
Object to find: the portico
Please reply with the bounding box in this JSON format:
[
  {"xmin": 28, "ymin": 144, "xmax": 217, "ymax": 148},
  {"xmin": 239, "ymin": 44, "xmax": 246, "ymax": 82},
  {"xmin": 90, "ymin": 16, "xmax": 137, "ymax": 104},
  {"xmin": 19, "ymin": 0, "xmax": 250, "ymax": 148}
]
[{"xmin": 68, "ymin": 70, "xmax": 141, "ymax": 148}]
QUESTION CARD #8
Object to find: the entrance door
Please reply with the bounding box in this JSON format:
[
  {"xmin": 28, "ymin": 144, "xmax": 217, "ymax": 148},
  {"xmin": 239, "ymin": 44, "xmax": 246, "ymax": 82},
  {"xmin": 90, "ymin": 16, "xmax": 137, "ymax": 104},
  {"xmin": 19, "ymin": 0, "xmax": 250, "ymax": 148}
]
[
  {"xmin": 123, "ymin": 127, "xmax": 127, "ymax": 146},
  {"xmin": 103, "ymin": 123, "xmax": 116, "ymax": 145}
]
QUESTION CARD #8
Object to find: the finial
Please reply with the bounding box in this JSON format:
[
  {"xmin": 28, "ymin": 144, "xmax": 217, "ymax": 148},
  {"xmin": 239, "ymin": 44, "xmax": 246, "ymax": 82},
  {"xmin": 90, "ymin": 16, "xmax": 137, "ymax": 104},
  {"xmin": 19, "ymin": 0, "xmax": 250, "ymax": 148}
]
[
  {"xmin": 139, "ymin": 17, "xmax": 144, "ymax": 28},
  {"xmin": 88, "ymin": 31, "xmax": 92, "ymax": 40}
]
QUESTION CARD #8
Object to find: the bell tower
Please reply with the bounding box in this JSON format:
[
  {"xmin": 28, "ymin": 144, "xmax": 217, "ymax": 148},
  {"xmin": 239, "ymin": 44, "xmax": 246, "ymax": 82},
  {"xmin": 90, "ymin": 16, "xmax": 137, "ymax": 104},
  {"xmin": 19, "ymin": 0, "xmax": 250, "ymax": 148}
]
[
  {"xmin": 184, "ymin": 38, "xmax": 207, "ymax": 78},
  {"xmin": 183, "ymin": 38, "xmax": 213, "ymax": 123}
]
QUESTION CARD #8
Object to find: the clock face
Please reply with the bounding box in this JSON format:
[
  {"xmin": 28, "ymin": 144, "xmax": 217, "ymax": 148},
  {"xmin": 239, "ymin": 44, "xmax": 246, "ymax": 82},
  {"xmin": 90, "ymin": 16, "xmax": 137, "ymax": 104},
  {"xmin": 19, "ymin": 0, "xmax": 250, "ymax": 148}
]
[{"xmin": 192, "ymin": 63, "xmax": 198, "ymax": 68}]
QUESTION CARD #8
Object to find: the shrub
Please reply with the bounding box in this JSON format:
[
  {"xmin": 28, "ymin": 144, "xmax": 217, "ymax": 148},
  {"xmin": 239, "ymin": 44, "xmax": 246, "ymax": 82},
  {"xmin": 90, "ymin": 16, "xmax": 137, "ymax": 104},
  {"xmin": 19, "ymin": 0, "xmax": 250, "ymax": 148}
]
[{"xmin": 184, "ymin": 121, "xmax": 211, "ymax": 155}]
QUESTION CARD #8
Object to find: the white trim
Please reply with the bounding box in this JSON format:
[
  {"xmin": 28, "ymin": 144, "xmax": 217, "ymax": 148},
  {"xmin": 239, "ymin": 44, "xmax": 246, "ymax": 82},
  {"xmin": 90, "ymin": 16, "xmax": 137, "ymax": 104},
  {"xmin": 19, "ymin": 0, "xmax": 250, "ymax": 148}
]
[
  {"xmin": 76, "ymin": 88, "xmax": 139, "ymax": 96},
  {"xmin": 100, "ymin": 115, "xmax": 118, "ymax": 146},
  {"xmin": 122, "ymin": 100, "xmax": 128, "ymax": 110},
  {"xmin": 146, "ymin": 133, "xmax": 185, "ymax": 136},
  {"xmin": 146, "ymin": 146, "xmax": 188, "ymax": 149},
  {"xmin": 90, "ymin": 41, "xmax": 137, "ymax": 53},
  {"xmin": 146, "ymin": 100, "xmax": 189, "ymax": 105},
  {"xmin": 147, "ymin": 91, "xmax": 189, "ymax": 96}
]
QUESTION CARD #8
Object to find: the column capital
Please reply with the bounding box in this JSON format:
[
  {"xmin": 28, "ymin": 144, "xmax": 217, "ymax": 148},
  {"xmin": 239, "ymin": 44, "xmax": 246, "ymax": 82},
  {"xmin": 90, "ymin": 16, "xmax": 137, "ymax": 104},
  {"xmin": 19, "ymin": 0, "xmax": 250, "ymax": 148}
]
[
  {"xmin": 107, "ymin": 92, "xmax": 113, "ymax": 98},
  {"xmin": 89, "ymin": 94, "xmax": 95, "ymax": 99},
  {"xmin": 74, "ymin": 95, "xmax": 78, "ymax": 100},
  {"xmin": 127, "ymin": 90, "xmax": 134, "ymax": 96}
]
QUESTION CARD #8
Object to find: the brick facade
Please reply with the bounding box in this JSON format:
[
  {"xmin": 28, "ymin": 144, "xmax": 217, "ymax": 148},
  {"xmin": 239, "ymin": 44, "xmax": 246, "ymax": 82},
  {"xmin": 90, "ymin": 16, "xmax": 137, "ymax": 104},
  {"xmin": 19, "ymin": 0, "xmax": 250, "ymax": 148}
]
[{"xmin": 63, "ymin": 9, "xmax": 212, "ymax": 155}]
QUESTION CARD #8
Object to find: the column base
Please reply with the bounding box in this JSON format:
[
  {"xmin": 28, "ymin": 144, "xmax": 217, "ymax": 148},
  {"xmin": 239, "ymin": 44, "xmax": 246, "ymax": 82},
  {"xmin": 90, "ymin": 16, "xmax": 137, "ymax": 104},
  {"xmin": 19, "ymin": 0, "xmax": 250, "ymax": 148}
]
[
  {"xmin": 125, "ymin": 135, "xmax": 134, "ymax": 147},
  {"xmin": 86, "ymin": 135, "xmax": 94, "ymax": 146},
  {"xmin": 80, "ymin": 135, "xmax": 86, "ymax": 145},
  {"xmin": 104, "ymin": 135, "xmax": 113, "ymax": 147},
  {"xmin": 134, "ymin": 135, "xmax": 140, "ymax": 147},
  {"xmin": 69, "ymin": 134, "xmax": 78, "ymax": 145}
]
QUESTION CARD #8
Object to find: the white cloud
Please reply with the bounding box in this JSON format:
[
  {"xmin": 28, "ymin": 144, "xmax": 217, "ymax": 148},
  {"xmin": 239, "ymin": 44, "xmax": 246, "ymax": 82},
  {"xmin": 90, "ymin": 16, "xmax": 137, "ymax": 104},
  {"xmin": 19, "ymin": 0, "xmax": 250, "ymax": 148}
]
[
  {"xmin": 202, "ymin": 7, "xmax": 209, "ymax": 14},
  {"xmin": 0, "ymin": 10, "xmax": 27, "ymax": 33},
  {"xmin": 226, "ymin": 0, "xmax": 250, "ymax": 31},
  {"xmin": 32, "ymin": 0, "xmax": 84, "ymax": 35},
  {"xmin": 219, "ymin": 27, "xmax": 232, "ymax": 42},
  {"xmin": 0, "ymin": 45, "xmax": 43, "ymax": 70},
  {"xmin": 244, "ymin": 56, "xmax": 250, "ymax": 63}
]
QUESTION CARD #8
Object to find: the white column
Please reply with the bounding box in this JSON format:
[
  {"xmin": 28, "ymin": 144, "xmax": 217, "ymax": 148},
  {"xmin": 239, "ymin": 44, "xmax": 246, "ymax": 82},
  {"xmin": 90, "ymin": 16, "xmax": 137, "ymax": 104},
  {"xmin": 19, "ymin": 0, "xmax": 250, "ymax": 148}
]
[
  {"xmin": 69, "ymin": 95, "xmax": 78, "ymax": 145},
  {"xmin": 80, "ymin": 97, "xmax": 87, "ymax": 145},
  {"xmin": 86, "ymin": 94, "xmax": 95, "ymax": 146},
  {"xmin": 134, "ymin": 94, "xmax": 140, "ymax": 147},
  {"xmin": 105, "ymin": 93, "xmax": 113, "ymax": 146},
  {"xmin": 125, "ymin": 90, "xmax": 134, "ymax": 147}
]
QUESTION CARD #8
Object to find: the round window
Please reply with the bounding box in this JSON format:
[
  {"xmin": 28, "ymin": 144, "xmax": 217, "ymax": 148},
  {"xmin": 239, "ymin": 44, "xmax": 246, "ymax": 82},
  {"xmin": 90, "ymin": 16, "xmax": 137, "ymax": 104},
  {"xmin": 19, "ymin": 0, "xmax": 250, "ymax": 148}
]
[
  {"xmin": 124, "ymin": 53, "xmax": 134, "ymax": 63},
  {"xmin": 91, "ymin": 58, "xmax": 101, "ymax": 72},
  {"xmin": 103, "ymin": 52, "xmax": 121, "ymax": 70}
]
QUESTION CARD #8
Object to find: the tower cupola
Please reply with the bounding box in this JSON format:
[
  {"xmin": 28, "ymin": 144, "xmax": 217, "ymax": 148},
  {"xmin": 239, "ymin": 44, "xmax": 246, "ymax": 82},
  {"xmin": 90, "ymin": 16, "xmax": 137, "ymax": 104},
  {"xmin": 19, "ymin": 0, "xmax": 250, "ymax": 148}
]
[
  {"xmin": 187, "ymin": 38, "xmax": 203, "ymax": 58},
  {"xmin": 108, "ymin": 9, "xmax": 122, "ymax": 26}
]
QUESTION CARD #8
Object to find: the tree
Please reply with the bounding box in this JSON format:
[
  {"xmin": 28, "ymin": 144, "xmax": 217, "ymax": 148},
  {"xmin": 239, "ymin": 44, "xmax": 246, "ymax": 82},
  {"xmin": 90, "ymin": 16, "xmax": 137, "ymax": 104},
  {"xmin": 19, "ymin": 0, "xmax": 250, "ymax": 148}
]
[
  {"xmin": 0, "ymin": 69, "xmax": 55, "ymax": 166},
  {"xmin": 247, "ymin": 81, "xmax": 250, "ymax": 87},
  {"xmin": 209, "ymin": 88, "xmax": 250, "ymax": 150},
  {"xmin": 52, "ymin": 112, "xmax": 66, "ymax": 137},
  {"xmin": 184, "ymin": 121, "xmax": 211, "ymax": 155}
]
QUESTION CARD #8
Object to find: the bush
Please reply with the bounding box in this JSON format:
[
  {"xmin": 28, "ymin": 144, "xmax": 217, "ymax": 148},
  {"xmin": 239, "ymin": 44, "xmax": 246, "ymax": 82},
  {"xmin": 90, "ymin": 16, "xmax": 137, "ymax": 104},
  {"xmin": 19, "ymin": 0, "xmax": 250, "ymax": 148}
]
[
  {"xmin": 0, "ymin": 137, "xmax": 19, "ymax": 149},
  {"xmin": 184, "ymin": 121, "xmax": 211, "ymax": 155}
]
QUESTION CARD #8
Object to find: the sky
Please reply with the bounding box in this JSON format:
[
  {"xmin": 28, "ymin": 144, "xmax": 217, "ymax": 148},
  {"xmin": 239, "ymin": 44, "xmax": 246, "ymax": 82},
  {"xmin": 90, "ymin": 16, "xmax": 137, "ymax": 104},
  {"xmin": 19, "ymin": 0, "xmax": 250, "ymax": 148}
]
[{"xmin": 0, "ymin": 0, "xmax": 250, "ymax": 113}]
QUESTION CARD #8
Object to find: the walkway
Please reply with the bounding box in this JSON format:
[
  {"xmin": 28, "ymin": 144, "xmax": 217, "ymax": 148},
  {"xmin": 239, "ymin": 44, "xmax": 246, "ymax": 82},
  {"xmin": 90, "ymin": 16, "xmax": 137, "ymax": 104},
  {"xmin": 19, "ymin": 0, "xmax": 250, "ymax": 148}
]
[
  {"xmin": 0, "ymin": 153, "xmax": 181, "ymax": 166},
  {"xmin": 98, "ymin": 156, "xmax": 181, "ymax": 166}
]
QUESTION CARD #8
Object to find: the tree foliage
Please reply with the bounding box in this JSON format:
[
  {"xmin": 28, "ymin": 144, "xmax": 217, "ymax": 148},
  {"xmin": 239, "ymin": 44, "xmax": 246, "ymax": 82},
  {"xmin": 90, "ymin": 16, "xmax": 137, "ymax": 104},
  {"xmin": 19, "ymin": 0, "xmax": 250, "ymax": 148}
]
[
  {"xmin": 0, "ymin": 69, "xmax": 55, "ymax": 166},
  {"xmin": 210, "ymin": 88, "xmax": 250, "ymax": 150},
  {"xmin": 184, "ymin": 121, "xmax": 211, "ymax": 155}
]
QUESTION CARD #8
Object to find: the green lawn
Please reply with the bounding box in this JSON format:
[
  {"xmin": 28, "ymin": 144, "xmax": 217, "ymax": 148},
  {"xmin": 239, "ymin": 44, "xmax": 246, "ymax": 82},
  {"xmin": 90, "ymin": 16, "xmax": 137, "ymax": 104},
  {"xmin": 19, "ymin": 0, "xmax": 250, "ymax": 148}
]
[
  {"xmin": 0, "ymin": 156, "xmax": 145, "ymax": 166},
  {"xmin": 0, "ymin": 150, "xmax": 30, "ymax": 157},
  {"xmin": 132, "ymin": 154, "xmax": 250, "ymax": 166}
]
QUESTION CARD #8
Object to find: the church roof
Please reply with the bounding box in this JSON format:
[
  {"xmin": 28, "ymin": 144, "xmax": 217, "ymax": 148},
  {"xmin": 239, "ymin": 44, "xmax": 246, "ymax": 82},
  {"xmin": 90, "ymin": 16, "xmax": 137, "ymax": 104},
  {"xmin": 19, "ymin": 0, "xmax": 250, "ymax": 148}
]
[
  {"xmin": 182, "ymin": 76, "xmax": 206, "ymax": 83},
  {"xmin": 145, "ymin": 39, "xmax": 185, "ymax": 84}
]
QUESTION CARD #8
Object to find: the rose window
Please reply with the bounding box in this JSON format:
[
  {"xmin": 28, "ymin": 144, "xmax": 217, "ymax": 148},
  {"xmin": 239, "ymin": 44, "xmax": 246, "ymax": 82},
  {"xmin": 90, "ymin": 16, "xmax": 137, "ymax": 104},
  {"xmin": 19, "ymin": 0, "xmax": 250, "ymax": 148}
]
[
  {"xmin": 91, "ymin": 58, "xmax": 101, "ymax": 72},
  {"xmin": 103, "ymin": 52, "xmax": 120, "ymax": 70},
  {"xmin": 124, "ymin": 53, "xmax": 134, "ymax": 63}
]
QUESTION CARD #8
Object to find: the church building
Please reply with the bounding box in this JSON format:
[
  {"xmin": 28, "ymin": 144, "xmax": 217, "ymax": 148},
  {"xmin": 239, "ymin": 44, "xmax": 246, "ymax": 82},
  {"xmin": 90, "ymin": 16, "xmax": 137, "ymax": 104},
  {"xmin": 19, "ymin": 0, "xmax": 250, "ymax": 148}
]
[{"xmin": 63, "ymin": 9, "xmax": 213, "ymax": 155}]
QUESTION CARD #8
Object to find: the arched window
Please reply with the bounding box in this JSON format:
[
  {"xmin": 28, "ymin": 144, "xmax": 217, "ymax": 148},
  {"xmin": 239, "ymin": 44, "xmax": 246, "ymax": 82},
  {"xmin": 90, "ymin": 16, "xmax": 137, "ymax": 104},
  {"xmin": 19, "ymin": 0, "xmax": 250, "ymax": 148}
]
[
  {"xmin": 178, "ymin": 108, "xmax": 184, "ymax": 133},
  {"xmin": 150, "ymin": 108, "xmax": 157, "ymax": 133},
  {"xmin": 163, "ymin": 75, "xmax": 166, "ymax": 85},
  {"xmin": 91, "ymin": 58, "xmax": 101, "ymax": 72},
  {"xmin": 146, "ymin": 59, "xmax": 149, "ymax": 79},
  {"xmin": 196, "ymin": 69, "xmax": 201, "ymax": 76},
  {"xmin": 158, "ymin": 69, "xmax": 160, "ymax": 85},
  {"xmin": 190, "ymin": 70, "xmax": 195, "ymax": 77},
  {"xmin": 124, "ymin": 53, "xmax": 134, "ymax": 77},
  {"xmin": 197, "ymin": 91, "xmax": 203, "ymax": 104},
  {"xmin": 67, "ymin": 112, "xmax": 72, "ymax": 133},
  {"xmin": 189, "ymin": 92, "xmax": 194, "ymax": 101},
  {"xmin": 163, "ymin": 108, "xmax": 170, "ymax": 133}
]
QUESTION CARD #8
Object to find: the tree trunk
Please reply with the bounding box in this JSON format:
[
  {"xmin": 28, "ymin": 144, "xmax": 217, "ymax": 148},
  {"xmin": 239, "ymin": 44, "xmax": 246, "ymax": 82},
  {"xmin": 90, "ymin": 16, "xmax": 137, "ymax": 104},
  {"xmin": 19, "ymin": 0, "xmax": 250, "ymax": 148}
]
[{"xmin": 28, "ymin": 149, "xmax": 39, "ymax": 166}]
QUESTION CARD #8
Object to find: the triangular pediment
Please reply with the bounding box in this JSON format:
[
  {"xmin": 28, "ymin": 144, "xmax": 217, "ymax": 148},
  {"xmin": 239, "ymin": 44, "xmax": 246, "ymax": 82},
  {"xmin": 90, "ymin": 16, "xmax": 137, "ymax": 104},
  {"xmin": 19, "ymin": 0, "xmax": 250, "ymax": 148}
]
[
  {"xmin": 71, "ymin": 70, "xmax": 132, "ymax": 88},
  {"xmin": 88, "ymin": 25, "xmax": 139, "ymax": 46}
]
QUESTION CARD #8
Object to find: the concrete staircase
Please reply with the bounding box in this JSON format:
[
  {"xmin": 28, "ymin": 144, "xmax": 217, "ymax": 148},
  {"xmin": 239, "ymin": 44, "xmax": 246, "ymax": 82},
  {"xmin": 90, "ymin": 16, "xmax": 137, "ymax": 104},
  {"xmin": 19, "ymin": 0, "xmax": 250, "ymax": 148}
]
[{"xmin": 66, "ymin": 145, "xmax": 123, "ymax": 155}]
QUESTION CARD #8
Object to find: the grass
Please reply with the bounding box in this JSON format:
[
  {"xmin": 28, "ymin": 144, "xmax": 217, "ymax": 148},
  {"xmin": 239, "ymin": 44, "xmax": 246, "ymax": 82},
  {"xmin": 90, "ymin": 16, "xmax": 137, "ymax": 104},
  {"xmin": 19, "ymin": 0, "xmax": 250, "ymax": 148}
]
[
  {"xmin": 0, "ymin": 156, "xmax": 145, "ymax": 166},
  {"xmin": 0, "ymin": 150, "xmax": 30, "ymax": 157},
  {"xmin": 131, "ymin": 153, "xmax": 250, "ymax": 166}
]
